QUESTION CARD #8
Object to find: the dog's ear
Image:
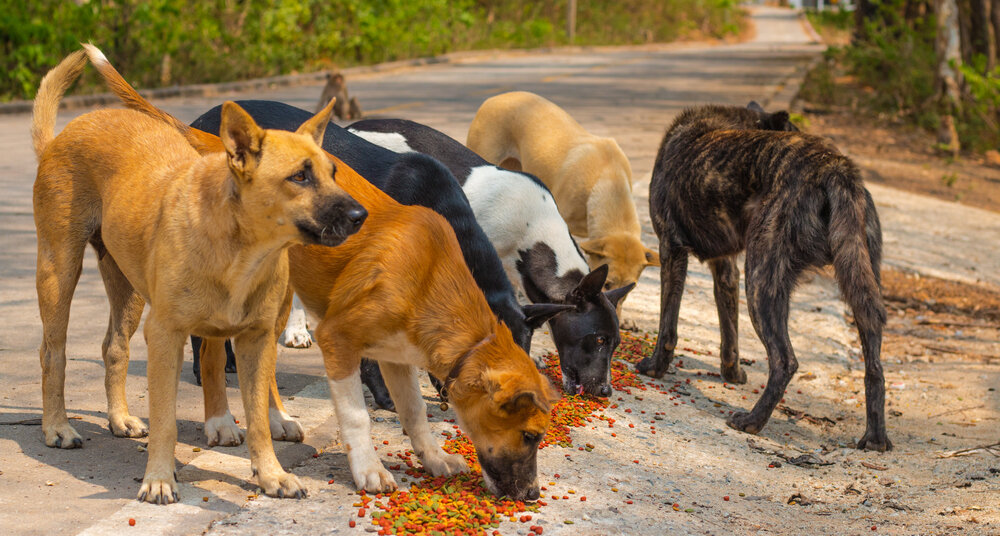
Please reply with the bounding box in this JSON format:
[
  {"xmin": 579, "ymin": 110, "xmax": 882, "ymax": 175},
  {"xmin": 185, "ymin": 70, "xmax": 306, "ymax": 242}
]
[
  {"xmin": 220, "ymin": 101, "xmax": 264, "ymax": 178},
  {"xmin": 570, "ymin": 264, "xmax": 609, "ymax": 302},
  {"xmin": 499, "ymin": 390, "xmax": 550, "ymax": 415},
  {"xmin": 522, "ymin": 303, "xmax": 576, "ymax": 329},
  {"xmin": 604, "ymin": 282, "xmax": 636, "ymax": 307},
  {"xmin": 644, "ymin": 247, "xmax": 660, "ymax": 266},
  {"xmin": 747, "ymin": 101, "xmax": 765, "ymax": 114},
  {"xmin": 579, "ymin": 238, "xmax": 606, "ymax": 258},
  {"xmin": 297, "ymin": 97, "xmax": 335, "ymax": 146},
  {"xmin": 769, "ymin": 110, "xmax": 798, "ymax": 132}
]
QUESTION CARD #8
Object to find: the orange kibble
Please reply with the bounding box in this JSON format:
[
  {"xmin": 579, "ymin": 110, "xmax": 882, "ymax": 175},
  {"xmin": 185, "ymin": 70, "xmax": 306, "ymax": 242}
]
[{"xmin": 128, "ymin": 519, "xmax": 136, "ymax": 527}]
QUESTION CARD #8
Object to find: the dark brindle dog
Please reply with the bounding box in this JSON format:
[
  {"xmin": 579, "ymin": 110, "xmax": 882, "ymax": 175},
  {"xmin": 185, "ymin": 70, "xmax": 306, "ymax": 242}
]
[{"xmin": 639, "ymin": 102, "xmax": 890, "ymax": 451}]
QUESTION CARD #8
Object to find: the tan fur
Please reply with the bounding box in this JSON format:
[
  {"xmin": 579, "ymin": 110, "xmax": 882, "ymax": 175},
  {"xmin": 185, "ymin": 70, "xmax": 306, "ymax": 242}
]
[
  {"xmin": 467, "ymin": 91, "xmax": 659, "ymax": 298},
  {"xmin": 32, "ymin": 46, "xmax": 358, "ymax": 504},
  {"xmin": 89, "ymin": 64, "xmax": 556, "ymax": 500}
]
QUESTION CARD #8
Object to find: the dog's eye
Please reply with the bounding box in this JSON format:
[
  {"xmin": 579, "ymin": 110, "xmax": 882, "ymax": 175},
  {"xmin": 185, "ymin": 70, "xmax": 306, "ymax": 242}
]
[
  {"xmin": 287, "ymin": 171, "xmax": 309, "ymax": 184},
  {"xmin": 596, "ymin": 336, "xmax": 607, "ymax": 346},
  {"xmin": 522, "ymin": 431, "xmax": 541, "ymax": 444}
]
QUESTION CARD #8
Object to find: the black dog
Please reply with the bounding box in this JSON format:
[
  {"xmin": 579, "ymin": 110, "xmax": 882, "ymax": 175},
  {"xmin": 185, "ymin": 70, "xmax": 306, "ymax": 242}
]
[
  {"xmin": 348, "ymin": 118, "xmax": 634, "ymax": 397},
  {"xmin": 639, "ymin": 102, "xmax": 890, "ymax": 451},
  {"xmin": 190, "ymin": 101, "xmax": 572, "ymax": 409}
]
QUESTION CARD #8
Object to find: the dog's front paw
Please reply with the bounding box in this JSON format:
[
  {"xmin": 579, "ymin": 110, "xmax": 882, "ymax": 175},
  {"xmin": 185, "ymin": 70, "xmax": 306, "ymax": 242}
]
[
  {"xmin": 109, "ymin": 413, "xmax": 148, "ymax": 438},
  {"xmin": 722, "ymin": 365, "xmax": 747, "ymax": 385},
  {"xmin": 352, "ymin": 463, "xmax": 397, "ymax": 493},
  {"xmin": 138, "ymin": 474, "xmax": 179, "ymax": 505},
  {"xmin": 857, "ymin": 428, "xmax": 893, "ymax": 452},
  {"xmin": 422, "ymin": 451, "xmax": 468, "ymax": 478},
  {"xmin": 43, "ymin": 421, "xmax": 82, "ymax": 449},
  {"xmin": 726, "ymin": 411, "xmax": 763, "ymax": 435},
  {"xmin": 205, "ymin": 413, "xmax": 244, "ymax": 447},
  {"xmin": 281, "ymin": 328, "xmax": 313, "ymax": 349},
  {"xmin": 256, "ymin": 470, "xmax": 307, "ymax": 499},
  {"xmin": 269, "ymin": 408, "xmax": 304, "ymax": 442},
  {"xmin": 636, "ymin": 355, "xmax": 674, "ymax": 378}
]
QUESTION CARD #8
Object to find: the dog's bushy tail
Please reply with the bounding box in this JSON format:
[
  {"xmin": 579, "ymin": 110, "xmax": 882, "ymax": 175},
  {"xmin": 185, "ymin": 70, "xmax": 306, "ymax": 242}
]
[
  {"xmin": 827, "ymin": 165, "xmax": 887, "ymax": 330},
  {"xmin": 31, "ymin": 50, "xmax": 87, "ymax": 157},
  {"xmin": 81, "ymin": 43, "xmax": 225, "ymax": 154}
]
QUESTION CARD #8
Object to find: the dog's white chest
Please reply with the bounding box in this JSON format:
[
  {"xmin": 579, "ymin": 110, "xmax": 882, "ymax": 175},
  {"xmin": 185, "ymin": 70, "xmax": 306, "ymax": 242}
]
[{"xmin": 363, "ymin": 332, "xmax": 425, "ymax": 367}]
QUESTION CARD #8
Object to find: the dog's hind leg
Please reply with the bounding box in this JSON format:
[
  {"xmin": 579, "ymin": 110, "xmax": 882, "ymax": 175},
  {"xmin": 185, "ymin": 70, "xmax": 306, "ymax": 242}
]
[
  {"xmin": 360, "ymin": 359, "xmax": 396, "ymax": 411},
  {"xmin": 200, "ymin": 337, "xmax": 244, "ymax": 447},
  {"xmin": 638, "ymin": 243, "xmax": 688, "ymax": 378},
  {"xmin": 380, "ymin": 363, "xmax": 468, "ymax": 478},
  {"xmin": 727, "ymin": 235, "xmax": 802, "ymax": 435},
  {"xmin": 709, "ymin": 256, "xmax": 746, "ymax": 384},
  {"xmin": 97, "ymin": 253, "xmax": 148, "ymax": 438},
  {"xmin": 36, "ymin": 221, "xmax": 90, "ymax": 449}
]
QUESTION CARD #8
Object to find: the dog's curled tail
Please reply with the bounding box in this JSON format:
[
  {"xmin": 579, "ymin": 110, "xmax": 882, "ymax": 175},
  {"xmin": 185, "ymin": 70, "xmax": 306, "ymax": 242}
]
[
  {"xmin": 827, "ymin": 166, "xmax": 887, "ymax": 330},
  {"xmin": 31, "ymin": 50, "xmax": 88, "ymax": 157},
  {"xmin": 81, "ymin": 43, "xmax": 224, "ymax": 154}
]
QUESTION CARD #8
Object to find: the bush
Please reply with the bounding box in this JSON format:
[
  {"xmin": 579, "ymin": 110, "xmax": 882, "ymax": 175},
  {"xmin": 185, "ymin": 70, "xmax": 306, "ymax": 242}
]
[{"xmin": 1, "ymin": 0, "xmax": 745, "ymax": 102}]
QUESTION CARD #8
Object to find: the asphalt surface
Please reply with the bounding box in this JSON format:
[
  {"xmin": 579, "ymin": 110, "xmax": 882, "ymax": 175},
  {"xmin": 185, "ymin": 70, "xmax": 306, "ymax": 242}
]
[{"xmin": 7, "ymin": 6, "xmax": 990, "ymax": 535}]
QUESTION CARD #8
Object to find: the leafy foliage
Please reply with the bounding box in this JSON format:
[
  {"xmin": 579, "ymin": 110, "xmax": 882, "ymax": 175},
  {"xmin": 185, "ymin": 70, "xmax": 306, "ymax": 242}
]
[{"xmin": 1, "ymin": 0, "xmax": 745, "ymax": 102}]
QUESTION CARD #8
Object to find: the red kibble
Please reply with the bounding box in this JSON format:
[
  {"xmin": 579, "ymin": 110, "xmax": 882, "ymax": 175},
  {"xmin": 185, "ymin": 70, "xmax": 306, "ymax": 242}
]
[
  {"xmin": 383, "ymin": 440, "xmax": 389, "ymax": 445},
  {"xmin": 312, "ymin": 453, "xmax": 319, "ymax": 458},
  {"xmin": 328, "ymin": 479, "xmax": 335, "ymax": 484},
  {"xmin": 234, "ymin": 419, "xmax": 239, "ymax": 424},
  {"xmin": 349, "ymin": 520, "xmax": 356, "ymax": 528},
  {"xmin": 128, "ymin": 519, "xmax": 136, "ymax": 527},
  {"xmin": 554, "ymin": 474, "xmax": 560, "ymax": 478},
  {"xmin": 358, "ymin": 507, "xmax": 366, "ymax": 517},
  {"xmin": 871, "ymin": 527, "xmax": 877, "ymax": 531},
  {"xmin": 723, "ymin": 496, "xmax": 730, "ymax": 501},
  {"xmin": 580, "ymin": 496, "xmax": 587, "ymax": 501},
  {"xmin": 626, "ymin": 500, "xmax": 634, "ymax": 504}
]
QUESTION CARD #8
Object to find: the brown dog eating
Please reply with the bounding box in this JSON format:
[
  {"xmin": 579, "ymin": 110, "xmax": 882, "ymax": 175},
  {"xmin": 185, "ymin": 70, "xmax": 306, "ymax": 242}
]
[{"xmin": 32, "ymin": 46, "xmax": 366, "ymax": 503}]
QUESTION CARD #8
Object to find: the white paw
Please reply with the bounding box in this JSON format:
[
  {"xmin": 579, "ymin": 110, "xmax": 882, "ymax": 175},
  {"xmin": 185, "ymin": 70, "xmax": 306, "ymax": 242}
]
[
  {"xmin": 421, "ymin": 450, "xmax": 468, "ymax": 477},
  {"xmin": 109, "ymin": 413, "xmax": 148, "ymax": 438},
  {"xmin": 280, "ymin": 308, "xmax": 313, "ymax": 348},
  {"xmin": 269, "ymin": 407, "xmax": 304, "ymax": 442},
  {"xmin": 352, "ymin": 462, "xmax": 397, "ymax": 493},
  {"xmin": 205, "ymin": 412, "xmax": 244, "ymax": 447},
  {"xmin": 138, "ymin": 473, "xmax": 179, "ymax": 504}
]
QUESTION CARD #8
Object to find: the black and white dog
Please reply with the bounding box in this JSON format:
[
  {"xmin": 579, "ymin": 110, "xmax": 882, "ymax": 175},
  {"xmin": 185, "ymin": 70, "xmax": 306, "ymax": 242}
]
[
  {"xmin": 348, "ymin": 119, "xmax": 634, "ymax": 396},
  {"xmin": 189, "ymin": 101, "xmax": 572, "ymax": 411}
]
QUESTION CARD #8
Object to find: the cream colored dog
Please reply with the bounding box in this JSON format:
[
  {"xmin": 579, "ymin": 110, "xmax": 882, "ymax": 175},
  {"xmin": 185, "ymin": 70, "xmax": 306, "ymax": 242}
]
[{"xmin": 467, "ymin": 91, "xmax": 658, "ymax": 298}]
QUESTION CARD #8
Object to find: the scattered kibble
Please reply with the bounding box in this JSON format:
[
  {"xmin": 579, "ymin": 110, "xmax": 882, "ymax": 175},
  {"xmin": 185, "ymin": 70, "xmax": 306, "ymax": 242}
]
[{"xmin": 128, "ymin": 519, "xmax": 136, "ymax": 527}]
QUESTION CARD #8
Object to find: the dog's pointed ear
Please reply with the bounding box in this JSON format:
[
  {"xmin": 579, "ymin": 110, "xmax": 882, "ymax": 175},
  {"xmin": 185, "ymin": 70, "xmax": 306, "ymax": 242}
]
[
  {"xmin": 772, "ymin": 110, "xmax": 798, "ymax": 131},
  {"xmin": 499, "ymin": 390, "xmax": 550, "ymax": 415},
  {"xmin": 570, "ymin": 264, "xmax": 609, "ymax": 302},
  {"xmin": 747, "ymin": 101, "xmax": 765, "ymax": 114},
  {"xmin": 644, "ymin": 247, "xmax": 660, "ymax": 266},
  {"xmin": 604, "ymin": 282, "xmax": 636, "ymax": 307},
  {"xmin": 522, "ymin": 303, "xmax": 576, "ymax": 329},
  {"xmin": 220, "ymin": 101, "xmax": 264, "ymax": 178},
  {"xmin": 296, "ymin": 97, "xmax": 335, "ymax": 146},
  {"xmin": 579, "ymin": 238, "xmax": 606, "ymax": 258}
]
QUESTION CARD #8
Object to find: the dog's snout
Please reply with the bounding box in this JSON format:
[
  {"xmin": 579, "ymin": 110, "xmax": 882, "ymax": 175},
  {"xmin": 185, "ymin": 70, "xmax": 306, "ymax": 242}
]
[
  {"xmin": 346, "ymin": 206, "xmax": 367, "ymax": 231},
  {"xmin": 524, "ymin": 486, "xmax": 540, "ymax": 501},
  {"xmin": 598, "ymin": 384, "xmax": 612, "ymax": 397}
]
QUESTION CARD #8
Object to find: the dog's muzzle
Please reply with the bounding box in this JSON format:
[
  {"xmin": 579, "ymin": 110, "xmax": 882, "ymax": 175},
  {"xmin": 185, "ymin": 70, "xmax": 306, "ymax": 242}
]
[
  {"xmin": 479, "ymin": 451, "xmax": 540, "ymax": 502},
  {"xmin": 297, "ymin": 197, "xmax": 367, "ymax": 247}
]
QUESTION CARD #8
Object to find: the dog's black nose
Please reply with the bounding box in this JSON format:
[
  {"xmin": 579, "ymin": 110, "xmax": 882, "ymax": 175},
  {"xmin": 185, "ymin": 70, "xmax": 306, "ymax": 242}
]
[
  {"xmin": 598, "ymin": 384, "xmax": 612, "ymax": 397},
  {"xmin": 524, "ymin": 486, "xmax": 540, "ymax": 501},
  {"xmin": 346, "ymin": 207, "xmax": 367, "ymax": 231}
]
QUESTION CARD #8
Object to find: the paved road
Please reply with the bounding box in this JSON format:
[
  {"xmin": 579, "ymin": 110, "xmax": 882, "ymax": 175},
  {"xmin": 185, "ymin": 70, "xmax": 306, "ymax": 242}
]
[{"xmin": 1, "ymin": 6, "xmax": 995, "ymax": 535}]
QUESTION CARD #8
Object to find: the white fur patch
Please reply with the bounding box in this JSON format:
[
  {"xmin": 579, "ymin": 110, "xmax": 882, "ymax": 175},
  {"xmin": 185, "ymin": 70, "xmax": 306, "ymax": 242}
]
[
  {"xmin": 463, "ymin": 165, "xmax": 589, "ymax": 284},
  {"xmin": 205, "ymin": 412, "xmax": 244, "ymax": 446},
  {"xmin": 82, "ymin": 44, "xmax": 109, "ymax": 65},
  {"xmin": 347, "ymin": 130, "xmax": 415, "ymax": 154},
  {"xmin": 280, "ymin": 295, "xmax": 313, "ymax": 348}
]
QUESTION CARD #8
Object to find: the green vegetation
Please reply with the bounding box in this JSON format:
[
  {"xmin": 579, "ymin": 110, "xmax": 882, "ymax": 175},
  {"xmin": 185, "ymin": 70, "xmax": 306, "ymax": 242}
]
[
  {"xmin": 800, "ymin": 1, "xmax": 1000, "ymax": 153},
  {"xmin": 1, "ymin": 0, "xmax": 745, "ymax": 102}
]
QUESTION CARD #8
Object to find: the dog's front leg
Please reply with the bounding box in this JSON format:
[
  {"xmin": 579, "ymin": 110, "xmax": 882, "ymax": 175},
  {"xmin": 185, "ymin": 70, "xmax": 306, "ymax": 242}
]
[
  {"xmin": 380, "ymin": 363, "xmax": 467, "ymax": 477},
  {"xmin": 638, "ymin": 243, "xmax": 688, "ymax": 378},
  {"xmin": 328, "ymin": 368, "xmax": 398, "ymax": 493},
  {"xmin": 233, "ymin": 327, "xmax": 306, "ymax": 499},
  {"xmin": 138, "ymin": 314, "xmax": 186, "ymax": 504},
  {"xmin": 200, "ymin": 337, "xmax": 244, "ymax": 446}
]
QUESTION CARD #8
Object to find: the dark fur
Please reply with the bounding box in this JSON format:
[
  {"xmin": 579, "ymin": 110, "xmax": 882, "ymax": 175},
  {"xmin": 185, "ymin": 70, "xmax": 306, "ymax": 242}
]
[
  {"xmin": 189, "ymin": 101, "xmax": 569, "ymax": 399},
  {"xmin": 640, "ymin": 102, "xmax": 890, "ymax": 451}
]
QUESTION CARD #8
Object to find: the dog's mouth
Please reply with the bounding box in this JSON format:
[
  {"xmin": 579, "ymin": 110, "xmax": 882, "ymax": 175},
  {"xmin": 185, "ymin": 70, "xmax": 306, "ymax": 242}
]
[
  {"xmin": 561, "ymin": 368, "xmax": 613, "ymax": 398},
  {"xmin": 479, "ymin": 454, "xmax": 540, "ymax": 502},
  {"xmin": 295, "ymin": 204, "xmax": 367, "ymax": 247}
]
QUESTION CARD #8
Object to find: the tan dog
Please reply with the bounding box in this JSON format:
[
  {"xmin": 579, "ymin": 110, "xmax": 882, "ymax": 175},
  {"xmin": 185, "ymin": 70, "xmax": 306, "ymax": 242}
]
[
  {"xmin": 89, "ymin": 61, "xmax": 559, "ymax": 501},
  {"xmin": 467, "ymin": 91, "xmax": 658, "ymax": 299},
  {"xmin": 32, "ymin": 46, "xmax": 366, "ymax": 504}
]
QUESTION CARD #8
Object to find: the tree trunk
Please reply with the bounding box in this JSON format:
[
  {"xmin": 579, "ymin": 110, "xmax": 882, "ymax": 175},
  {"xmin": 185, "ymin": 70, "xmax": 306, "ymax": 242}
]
[
  {"xmin": 936, "ymin": 0, "xmax": 964, "ymax": 154},
  {"xmin": 994, "ymin": 0, "xmax": 1000, "ymax": 61},
  {"xmin": 855, "ymin": 0, "xmax": 878, "ymax": 43},
  {"xmin": 970, "ymin": 0, "xmax": 997, "ymax": 69}
]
